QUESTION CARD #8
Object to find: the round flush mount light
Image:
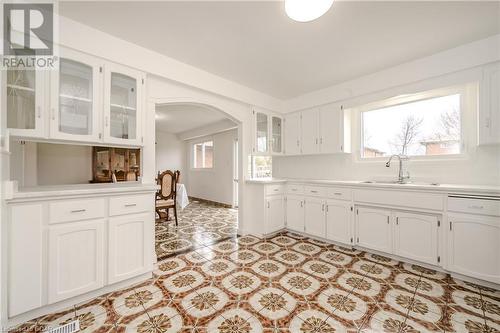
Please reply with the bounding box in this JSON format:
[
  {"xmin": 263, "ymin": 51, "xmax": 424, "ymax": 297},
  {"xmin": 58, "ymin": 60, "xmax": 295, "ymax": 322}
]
[{"xmin": 285, "ymin": 0, "xmax": 334, "ymax": 22}]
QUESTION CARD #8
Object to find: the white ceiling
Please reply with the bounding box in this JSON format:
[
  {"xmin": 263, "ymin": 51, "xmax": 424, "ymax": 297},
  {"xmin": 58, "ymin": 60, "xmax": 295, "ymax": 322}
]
[
  {"xmin": 155, "ymin": 104, "xmax": 232, "ymax": 134},
  {"xmin": 60, "ymin": 1, "xmax": 500, "ymax": 99}
]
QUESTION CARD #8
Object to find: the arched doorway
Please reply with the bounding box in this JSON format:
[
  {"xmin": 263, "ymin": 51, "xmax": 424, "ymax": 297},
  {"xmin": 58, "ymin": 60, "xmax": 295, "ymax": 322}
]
[{"xmin": 151, "ymin": 98, "xmax": 244, "ymax": 260}]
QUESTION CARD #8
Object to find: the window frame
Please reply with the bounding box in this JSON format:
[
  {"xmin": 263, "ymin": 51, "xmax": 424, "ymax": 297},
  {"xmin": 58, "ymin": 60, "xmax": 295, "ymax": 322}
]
[
  {"xmin": 192, "ymin": 139, "xmax": 214, "ymax": 170},
  {"xmin": 248, "ymin": 155, "xmax": 272, "ymax": 179},
  {"xmin": 353, "ymin": 84, "xmax": 475, "ymax": 163}
]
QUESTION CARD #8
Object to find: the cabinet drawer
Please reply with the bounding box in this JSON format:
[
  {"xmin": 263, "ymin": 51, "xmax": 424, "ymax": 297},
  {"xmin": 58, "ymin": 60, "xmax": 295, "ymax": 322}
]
[
  {"xmin": 49, "ymin": 198, "xmax": 106, "ymax": 224},
  {"xmin": 286, "ymin": 184, "xmax": 304, "ymax": 194},
  {"xmin": 326, "ymin": 187, "xmax": 352, "ymax": 201},
  {"xmin": 110, "ymin": 194, "xmax": 152, "ymax": 216},
  {"xmin": 304, "ymin": 185, "xmax": 327, "ymax": 197},
  {"xmin": 448, "ymin": 196, "xmax": 500, "ymax": 216},
  {"xmin": 266, "ymin": 184, "xmax": 284, "ymax": 196}
]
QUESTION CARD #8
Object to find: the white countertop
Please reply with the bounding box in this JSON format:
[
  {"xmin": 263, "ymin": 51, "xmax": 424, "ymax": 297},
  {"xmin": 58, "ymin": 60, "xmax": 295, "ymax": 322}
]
[
  {"xmin": 246, "ymin": 178, "xmax": 500, "ymax": 196},
  {"xmin": 7, "ymin": 182, "xmax": 159, "ymax": 201}
]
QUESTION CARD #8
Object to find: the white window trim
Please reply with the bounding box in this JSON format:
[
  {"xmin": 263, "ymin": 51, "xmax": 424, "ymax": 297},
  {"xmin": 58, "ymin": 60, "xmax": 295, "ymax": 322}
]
[
  {"xmin": 192, "ymin": 139, "xmax": 214, "ymax": 170},
  {"xmin": 352, "ymin": 83, "xmax": 478, "ymax": 164}
]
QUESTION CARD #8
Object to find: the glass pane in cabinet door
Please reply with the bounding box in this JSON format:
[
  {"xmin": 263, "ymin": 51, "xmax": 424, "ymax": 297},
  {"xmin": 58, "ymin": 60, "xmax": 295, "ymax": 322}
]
[
  {"xmin": 59, "ymin": 59, "xmax": 93, "ymax": 135},
  {"xmin": 7, "ymin": 70, "xmax": 36, "ymax": 129},
  {"xmin": 272, "ymin": 117, "xmax": 282, "ymax": 153},
  {"xmin": 110, "ymin": 73, "xmax": 137, "ymax": 140},
  {"xmin": 256, "ymin": 112, "xmax": 268, "ymax": 152}
]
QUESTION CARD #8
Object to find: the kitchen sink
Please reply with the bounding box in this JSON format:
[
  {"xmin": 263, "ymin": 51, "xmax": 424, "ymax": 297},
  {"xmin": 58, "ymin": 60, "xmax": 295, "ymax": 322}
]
[{"xmin": 361, "ymin": 180, "xmax": 440, "ymax": 186}]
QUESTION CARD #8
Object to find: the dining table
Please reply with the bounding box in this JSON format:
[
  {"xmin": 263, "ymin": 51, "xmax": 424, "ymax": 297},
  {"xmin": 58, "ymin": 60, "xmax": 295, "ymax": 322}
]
[{"xmin": 176, "ymin": 183, "xmax": 189, "ymax": 210}]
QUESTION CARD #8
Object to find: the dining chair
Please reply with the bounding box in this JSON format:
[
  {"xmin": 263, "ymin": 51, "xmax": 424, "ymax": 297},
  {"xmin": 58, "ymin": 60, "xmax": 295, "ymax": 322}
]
[{"xmin": 155, "ymin": 170, "xmax": 178, "ymax": 226}]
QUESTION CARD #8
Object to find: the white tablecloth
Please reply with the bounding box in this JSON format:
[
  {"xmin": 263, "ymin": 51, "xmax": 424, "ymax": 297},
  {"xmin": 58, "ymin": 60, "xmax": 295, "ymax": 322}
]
[{"xmin": 177, "ymin": 183, "xmax": 189, "ymax": 210}]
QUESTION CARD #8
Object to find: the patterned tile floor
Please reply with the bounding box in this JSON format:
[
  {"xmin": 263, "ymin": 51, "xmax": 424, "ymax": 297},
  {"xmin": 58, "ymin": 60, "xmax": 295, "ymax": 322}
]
[
  {"xmin": 155, "ymin": 201, "xmax": 238, "ymax": 260},
  {"xmin": 13, "ymin": 232, "xmax": 500, "ymax": 333}
]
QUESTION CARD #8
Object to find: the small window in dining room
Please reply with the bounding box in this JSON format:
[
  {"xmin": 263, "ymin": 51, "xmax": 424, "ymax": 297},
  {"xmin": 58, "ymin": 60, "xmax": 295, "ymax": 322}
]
[
  {"xmin": 361, "ymin": 90, "xmax": 463, "ymax": 159},
  {"xmin": 193, "ymin": 140, "xmax": 213, "ymax": 168}
]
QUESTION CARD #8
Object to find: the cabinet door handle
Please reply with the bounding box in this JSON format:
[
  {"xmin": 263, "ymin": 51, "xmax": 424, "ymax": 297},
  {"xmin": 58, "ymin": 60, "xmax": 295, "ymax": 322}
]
[
  {"xmin": 300, "ymin": 201, "xmax": 303, "ymax": 207},
  {"xmin": 125, "ymin": 203, "xmax": 137, "ymax": 207},
  {"xmin": 51, "ymin": 107, "xmax": 55, "ymax": 120},
  {"xmin": 71, "ymin": 209, "xmax": 86, "ymax": 213},
  {"xmin": 37, "ymin": 106, "xmax": 41, "ymax": 118},
  {"xmin": 105, "ymin": 116, "xmax": 109, "ymax": 127},
  {"xmin": 396, "ymin": 217, "xmax": 399, "ymax": 225},
  {"xmin": 267, "ymin": 201, "xmax": 270, "ymax": 208},
  {"xmin": 322, "ymin": 204, "xmax": 324, "ymax": 211},
  {"xmin": 296, "ymin": 140, "xmax": 299, "ymax": 147},
  {"xmin": 387, "ymin": 216, "xmax": 390, "ymax": 224}
]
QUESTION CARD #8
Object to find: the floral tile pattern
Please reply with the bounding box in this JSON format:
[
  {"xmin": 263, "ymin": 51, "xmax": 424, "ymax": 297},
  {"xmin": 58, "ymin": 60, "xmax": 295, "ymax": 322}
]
[
  {"xmin": 11, "ymin": 231, "xmax": 500, "ymax": 333},
  {"xmin": 156, "ymin": 201, "xmax": 238, "ymax": 260}
]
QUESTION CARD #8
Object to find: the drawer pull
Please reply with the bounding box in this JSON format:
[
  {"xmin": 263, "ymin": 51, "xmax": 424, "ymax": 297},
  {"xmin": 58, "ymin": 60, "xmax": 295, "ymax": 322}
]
[
  {"xmin": 468, "ymin": 205, "xmax": 484, "ymax": 209},
  {"xmin": 333, "ymin": 192, "xmax": 342, "ymax": 195},
  {"xmin": 273, "ymin": 189, "xmax": 279, "ymax": 192},
  {"xmin": 70, "ymin": 209, "xmax": 86, "ymax": 213},
  {"xmin": 310, "ymin": 190, "xmax": 318, "ymax": 193},
  {"xmin": 292, "ymin": 189, "xmax": 297, "ymax": 191},
  {"xmin": 125, "ymin": 203, "xmax": 137, "ymax": 207}
]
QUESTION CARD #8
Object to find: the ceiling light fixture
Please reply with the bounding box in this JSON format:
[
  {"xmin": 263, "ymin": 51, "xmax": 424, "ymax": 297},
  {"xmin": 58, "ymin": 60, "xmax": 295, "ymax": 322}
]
[{"xmin": 285, "ymin": 0, "xmax": 334, "ymax": 22}]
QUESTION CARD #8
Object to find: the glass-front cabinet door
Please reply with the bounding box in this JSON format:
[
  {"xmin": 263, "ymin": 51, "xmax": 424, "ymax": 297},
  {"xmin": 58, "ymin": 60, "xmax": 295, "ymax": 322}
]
[
  {"xmin": 271, "ymin": 116, "xmax": 283, "ymax": 154},
  {"xmin": 6, "ymin": 68, "xmax": 46, "ymax": 138},
  {"xmin": 255, "ymin": 111, "xmax": 268, "ymax": 153},
  {"xmin": 104, "ymin": 63, "xmax": 143, "ymax": 146},
  {"xmin": 50, "ymin": 49, "xmax": 101, "ymax": 142}
]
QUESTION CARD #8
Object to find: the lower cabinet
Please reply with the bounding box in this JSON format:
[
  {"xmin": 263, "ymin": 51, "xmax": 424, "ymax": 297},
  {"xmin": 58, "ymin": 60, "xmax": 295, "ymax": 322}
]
[
  {"xmin": 48, "ymin": 219, "xmax": 105, "ymax": 303},
  {"xmin": 285, "ymin": 195, "xmax": 304, "ymax": 232},
  {"xmin": 108, "ymin": 213, "xmax": 154, "ymax": 284},
  {"xmin": 356, "ymin": 207, "xmax": 392, "ymax": 253},
  {"xmin": 326, "ymin": 200, "xmax": 352, "ymax": 245},
  {"xmin": 447, "ymin": 213, "xmax": 500, "ymax": 284},
  {"xmin": 266, "ymin": 195, "xmax": 285, "ymax": 234},
  {"xmin": 394, "ymin": 212, "xmax": 439, "ymax": 265},
  {"xmin": 304, "ymin": 197, "xmax": 326, "ymax": 238}
]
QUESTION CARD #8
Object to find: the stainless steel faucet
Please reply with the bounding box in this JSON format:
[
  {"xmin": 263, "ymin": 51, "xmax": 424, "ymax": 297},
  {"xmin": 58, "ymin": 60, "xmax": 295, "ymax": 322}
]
[{"xmin": 385, "ymin": 154, "xmax": 411, "ymax": 184}]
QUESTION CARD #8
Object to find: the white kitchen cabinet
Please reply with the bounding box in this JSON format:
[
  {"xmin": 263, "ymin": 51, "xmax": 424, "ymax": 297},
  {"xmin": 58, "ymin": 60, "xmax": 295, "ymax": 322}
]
[
  {"xmin": 447, "ymin": 213, "xmax": 500, "ymax": 284},
  {"xmin": 104, "ymin": 63, "xmax": 144, "ymax": 146},
  {"xmin": 270, "ymin": 115, "xmax": 283, "ymax": 154},
  {"xmin": 48, "ymin": 219, "xmax": 105, "ymax": 303},
  {"xmin": 319, "ymin": 104, "xmax": 349, "ymax": 153},
  {"xmin": 108, "ymin": 213, "xmax": 154, "ymax": 284},
  {"xmin": 266, "ymin": 195, "xmax": 285, "ymax": 234},
  {"xmin": 8, "ymin": 203, "xmax": 44, "ymax": 317},
  {"xmin": 284, "ymin": 112, "xmax": 301, "ymax": 155},
  {"xmin": 301, "ymin": 109, "xmax": 320, "ymax": 155},
  {"xmin": 50, "ymin": 48, "xmax": 102, "ymax": 143},
  {"xmin": 326, "ymin": 200, "xmax": 352, "ymax": 246},
  {"xmin": 5, "ymin": 68, "xmax": 47, "ymax": 138},
  {"xmin": 254, "ymin": 110, "xmax": 269, "ymax": 154},
  {"xmin": 304, "ymin": 197, "xmax": 326, "ymax": 238},
  {"xmin": 285, "ymin": 195, "xmax": 304, "ymax": 232},
  {"xmin": 394, "ymin": 212, "xmax": 439, "ymax": 265},
  {"xmin": 479, "ymin": 62, "xmax": 500, "ymax": 145},
  {"xmin": 356, "ymin": 207, "xmax": 392, "ymax": 253}
]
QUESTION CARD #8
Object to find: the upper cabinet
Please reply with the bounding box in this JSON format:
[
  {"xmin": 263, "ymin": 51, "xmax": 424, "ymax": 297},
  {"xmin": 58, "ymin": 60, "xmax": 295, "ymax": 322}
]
[
  {"xmin": 252, "ymin": 109, "xmax": 283, "ymax": 155},
  {"xmin": 104, "ymin": 63, "xmax": 144, "ymax": 146},
  {"xmin": 50, "ymin": 49, "xmax": 102, "ymax": 143},
  {"xmin": 284, "ymin": 104, "xmax": 350, "ymax": 156},
  {"xmin": 270, "ymin": 116, "xmax": 283, "ymax": 154},
  {"xmin": 6, "ymin": 69, "xmax": 47, "ymax": 138},
  {"xmin": 5, "ymin": 48, "xmax": 145, "ymax": 147},
  {"xmin": 479, "ymin": 62, "xmax": 500, "ymax": 145}
]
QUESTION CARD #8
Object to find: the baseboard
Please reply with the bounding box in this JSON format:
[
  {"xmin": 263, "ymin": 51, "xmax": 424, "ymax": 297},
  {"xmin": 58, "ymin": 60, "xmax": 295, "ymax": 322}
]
[{"xmin": 188, "ymin": 196, "xmax": 233, "ymax": 208}]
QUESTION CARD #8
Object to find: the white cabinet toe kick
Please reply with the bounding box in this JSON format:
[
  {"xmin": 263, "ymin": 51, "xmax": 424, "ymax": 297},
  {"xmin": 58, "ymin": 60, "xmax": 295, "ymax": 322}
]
[
  {"xmin": 5, "ymin": 188, "xmax": 156, "ymax": 326},
  {"xmin": 246, "ymin": 181, "xmax": 500, "ymax": 288}
]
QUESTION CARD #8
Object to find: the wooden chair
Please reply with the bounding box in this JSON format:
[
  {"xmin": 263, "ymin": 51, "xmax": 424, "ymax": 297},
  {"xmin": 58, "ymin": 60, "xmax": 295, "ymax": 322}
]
[
  {"xmin": 155, "ymin": 170, "xmax": 178, "ymax": 226},
  {"xmin": 175, "ymin": 170, "xmax": 181, "ymax": 184}
]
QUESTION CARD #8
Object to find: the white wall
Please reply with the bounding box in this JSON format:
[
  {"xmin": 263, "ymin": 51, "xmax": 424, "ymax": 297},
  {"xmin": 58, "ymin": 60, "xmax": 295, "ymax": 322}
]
[
  {"xmin": 37, "ymin": 143, "xmax": 92, "ymax": 185},
  {"xmin": 155, "ymin": 130, "xmax": 185, "ymax": 176},
  {"xmin": 185, "ymin": 129, "xmax": 237, "ymax": 205}
]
